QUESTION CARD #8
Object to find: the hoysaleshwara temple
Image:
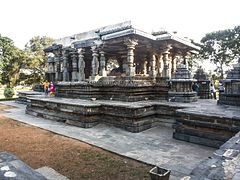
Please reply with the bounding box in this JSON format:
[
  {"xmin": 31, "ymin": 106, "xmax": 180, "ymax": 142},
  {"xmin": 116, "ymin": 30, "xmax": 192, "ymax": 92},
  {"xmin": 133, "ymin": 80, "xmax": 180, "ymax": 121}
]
[{"xmin": 18, "ymin": 21, "xmax": 240, "ymax": 179}]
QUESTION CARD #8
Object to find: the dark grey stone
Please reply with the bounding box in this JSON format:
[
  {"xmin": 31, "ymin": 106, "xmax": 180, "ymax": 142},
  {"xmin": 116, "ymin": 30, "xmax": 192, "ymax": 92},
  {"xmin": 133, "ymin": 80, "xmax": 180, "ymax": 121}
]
[{"xmin": 0, "ymin": 152, "xmax": 47, "ymax": 180}]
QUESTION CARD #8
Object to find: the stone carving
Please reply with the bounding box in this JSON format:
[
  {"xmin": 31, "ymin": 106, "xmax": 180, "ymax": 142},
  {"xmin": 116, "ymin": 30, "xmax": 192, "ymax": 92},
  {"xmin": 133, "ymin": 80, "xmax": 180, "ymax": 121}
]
[
  {"xmin": 143, "ymin": 60, "xmax": 147, "ymax": 75},
  {"xmin": 77, "ymin": 48, "xmax": 85, "ymax": 81},
  {"xmin": 62, "ymin": 50, "xmax": 68, "ymax": 82},
  {"xmin": 149, "ymin": 54, "xmax": 157, "ymax": 79},
  {"xmin": 71, "ymin": 52, "xmax": 78, "ymax": 82},
  {"xmin": 162, "ymin": 45, "xmax": 172, "ymax": 78},
  {"xmin": 99, "ymin": 50, "xmax": 107, "ymax": 76},
  {"xmin": 193, "ymin": 67, "xmax": 211, "ymax": 99},
  {"xmin": 168, "ymin": 65, "xmax": 197, "ymax": 102},
  {"xmin": 219, "ymin": 57, "xmax": 240, "ymax": 106},
  {"xmin": 124, "ymin": 38, "xmax": 138, "ymax": 76},
  {"xmin": 91, "ymin": 46, "xmax": 99, "ymax": 77}
]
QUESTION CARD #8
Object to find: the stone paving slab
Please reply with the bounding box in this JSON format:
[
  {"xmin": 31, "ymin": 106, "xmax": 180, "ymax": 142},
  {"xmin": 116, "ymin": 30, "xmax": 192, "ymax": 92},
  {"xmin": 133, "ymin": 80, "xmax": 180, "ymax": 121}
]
[
  {"xmin": 0, "ymin": 101, "xmax": 215, "ymax": 179},
  {"xmin": 36, "ymin": 166, "xmax": 69, "ymax": 180},
  {"xmin": 0, "ymin": 152, "xmax": 47, "ymax": 180}
]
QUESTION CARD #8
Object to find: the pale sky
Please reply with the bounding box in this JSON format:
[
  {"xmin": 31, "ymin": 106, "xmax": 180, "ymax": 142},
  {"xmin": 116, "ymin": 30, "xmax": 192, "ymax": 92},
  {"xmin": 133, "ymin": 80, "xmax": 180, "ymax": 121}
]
[{"xmin": 0, "ymin": 0, "xmax": 239, "ymax": 49}]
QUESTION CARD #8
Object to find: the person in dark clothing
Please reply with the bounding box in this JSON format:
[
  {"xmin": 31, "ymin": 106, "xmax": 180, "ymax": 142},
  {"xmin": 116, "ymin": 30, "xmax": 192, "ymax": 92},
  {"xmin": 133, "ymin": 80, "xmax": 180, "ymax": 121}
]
[{"xmin": 192, "ymin": 82, "xmax": 199, "ymax": 96}]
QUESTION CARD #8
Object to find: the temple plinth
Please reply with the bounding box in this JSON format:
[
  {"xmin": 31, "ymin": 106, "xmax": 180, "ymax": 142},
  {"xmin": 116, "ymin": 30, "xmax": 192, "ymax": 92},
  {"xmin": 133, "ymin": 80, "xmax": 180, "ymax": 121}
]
[
  {"xmin": 218, "ymin": 58, "xmax": 240, "ymax": 106},
  {"xmin": 168, "ymin": 64, "xmax": 197, "ymax": 102}
]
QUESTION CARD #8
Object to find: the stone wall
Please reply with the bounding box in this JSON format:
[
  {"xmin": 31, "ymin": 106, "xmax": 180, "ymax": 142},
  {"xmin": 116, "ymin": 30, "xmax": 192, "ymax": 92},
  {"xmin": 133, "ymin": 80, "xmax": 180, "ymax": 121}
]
[
  {"xmin": 55, "ymin": 79, "xmax": 169, "ymax": 102},
  {"xmin": 26, "ymin": 98, "xmax": 182, "ymax": 133},
  {"xmin": 173, "ymin": 109, "xmax": 239, "ymax": 148}
]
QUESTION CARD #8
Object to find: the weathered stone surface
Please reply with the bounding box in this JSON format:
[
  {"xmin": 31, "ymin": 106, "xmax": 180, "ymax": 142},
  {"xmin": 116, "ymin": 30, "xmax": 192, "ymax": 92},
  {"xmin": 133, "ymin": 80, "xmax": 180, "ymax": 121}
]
[
  {"xmin": 55, "ymin": 77, "xmax": 169, "ymax": 102},
  {"xmin": 193, "ymin": 68, "xmax": 211, "ymax": 99},
  {"xmin": 0, "ymin": 152, "xmax": 47, "ymax": 180},
  {"xmin": 168, "ymin": 65, "xmax": 197, "ymax": 103},
  {"xmin": 26, "ymin": 96, "xmax": 180, "ymax": 133},
  {"xmin": 26, "ymin": 96, "xmax": 240, "ymax": 144},
  {"xmin": 15, "ymin": 91, "xmax": 44, "ymax": 104},
  {"xmin": 188, "ymin": 131, "xmax": 240, "ymax": 179},
  {"xmin": 173, "ymin": 101, "xmax": 240, "ymax": 148},
  {"xmin": 219, "ymin": 58, "xmax": 240, "ymax": 106}
]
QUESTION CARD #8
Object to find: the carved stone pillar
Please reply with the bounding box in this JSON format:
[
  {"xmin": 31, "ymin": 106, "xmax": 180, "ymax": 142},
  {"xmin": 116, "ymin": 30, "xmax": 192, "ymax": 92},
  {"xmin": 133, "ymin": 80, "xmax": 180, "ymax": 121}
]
[
  {"xmin": 71, "ymin": 52, "xmax": 78, "ymax": 82},
  {"xmin": 77, "ymin": 48, "xmax": 85, "ymax": 81},
  {"xmin": 91, "ymin": 46, "xmax": 99, "ymax": 77},
  {"xmin": 172, "ymin": 54, "xmax": 180, "ymax": 74},
  {"xmin": 62, "ymin": 50, "xmax": 68, "ymax": 82},
  {"xmin": 156, "ymin": 54, "xmax": 162, "ymax": 77},
  {"xmin": 99, "ymin": 50, "xmax": 107, "ymax": 76},
  {"xmin": 54, "ymin": 57, "xmax": 61, "ymax": 81},
  {"xmin": 149, "ymin": 53, "xmax": 157, "ymax": 79},
  {"xmin": 124, "ymin": 38, "xmax": 138, "ymax": 76},
  {"xmin": 143, "ymin": 59, "xmax": 147, "ymax": 76},
  {"xmin": 183, "ymin": 52, "xmax": 190, "ymax": 70},
  {"xmin": 162, "ymin": 45, "xmax": 172, "ymax": 78}
]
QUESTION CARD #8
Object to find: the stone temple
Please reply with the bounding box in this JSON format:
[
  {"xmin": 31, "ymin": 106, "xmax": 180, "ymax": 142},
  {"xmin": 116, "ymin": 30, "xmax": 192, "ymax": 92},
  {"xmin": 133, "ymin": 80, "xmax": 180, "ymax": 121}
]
[
  {"xmin": 21, "ymin": 21, "xmax": 240, "ymax": 179},
  {"xmin": 44, "ymin": 21, "xmax": 199, "ymax": 102}
]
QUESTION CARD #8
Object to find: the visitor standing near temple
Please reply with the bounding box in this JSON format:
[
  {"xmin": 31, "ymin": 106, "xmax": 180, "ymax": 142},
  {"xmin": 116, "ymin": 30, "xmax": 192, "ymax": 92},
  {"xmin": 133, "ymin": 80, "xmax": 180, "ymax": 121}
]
[
  {"xmin": 210, "ymin": 83, "xmax": 216, "ymax": 99},
  {"xmin": 192, "ymin": 82, "xmax": 199, "ymax": 96},
  {"xmin": 219, "ymin": 82, "xmax": 224, "ymax": 94},
  {"xmin": 49, "ymin": 81, "xmax": 55, "ymax": 96},
  {"xmin": 43, "ymin": 80, "xmax": 49, "ymax": 95}
]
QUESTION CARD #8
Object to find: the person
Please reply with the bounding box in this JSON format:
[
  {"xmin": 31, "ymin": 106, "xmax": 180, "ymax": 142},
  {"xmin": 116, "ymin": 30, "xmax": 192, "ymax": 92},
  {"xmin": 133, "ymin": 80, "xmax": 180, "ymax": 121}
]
[
  {"xmin": 192, "ymin": 82, "xmax": 199, "ymax": 96},
  {"xmin": 219, "ymin": 82, "xmax": 224, "ymax": 94},
  {"xmin": 49, "ymin": 81, "xmax": 55, "ymax": 96},
  {"xmin": 210, "ymin": 83, "xmax": 216, "ymax": 99},
  {"xmin": 43, "ymin": 80, "xmax": 49, "ymax": 95}
]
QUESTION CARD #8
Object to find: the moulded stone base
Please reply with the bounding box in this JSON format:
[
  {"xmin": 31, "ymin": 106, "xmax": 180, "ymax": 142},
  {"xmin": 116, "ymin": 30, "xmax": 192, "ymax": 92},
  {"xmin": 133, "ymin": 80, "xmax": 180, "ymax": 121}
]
[
  {"xmin": 168, "ymin": 92, "xmax": 198, "ymax": 103},
  {"xmin": 218, "ymin": 94, "xmax": 240, "ymax": 106}
]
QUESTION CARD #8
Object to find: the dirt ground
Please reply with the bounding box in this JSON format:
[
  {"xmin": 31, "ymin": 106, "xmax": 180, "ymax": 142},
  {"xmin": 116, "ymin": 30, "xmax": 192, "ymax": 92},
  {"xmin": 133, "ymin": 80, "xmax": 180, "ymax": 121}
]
[{"xmin": 0, "ymin": 105, "xmax": 152, "ymax": 180}]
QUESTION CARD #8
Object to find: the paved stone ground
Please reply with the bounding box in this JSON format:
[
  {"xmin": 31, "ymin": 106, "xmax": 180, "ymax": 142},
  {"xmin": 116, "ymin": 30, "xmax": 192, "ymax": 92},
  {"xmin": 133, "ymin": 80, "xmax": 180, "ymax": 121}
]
[{"xmin": 0, "ymin": 101, "xmax": 216, "ymax": 179}]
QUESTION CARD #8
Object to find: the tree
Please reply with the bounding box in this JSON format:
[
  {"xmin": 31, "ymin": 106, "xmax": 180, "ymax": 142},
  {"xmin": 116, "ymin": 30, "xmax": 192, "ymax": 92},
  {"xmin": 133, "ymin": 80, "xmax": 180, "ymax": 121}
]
[
  {"xmin": 24, "ymin": 36, "xmax": 54, "ymax": 84},
  {"xmin": 0, "ymin": 35, "xmax": 26, "ymax": 87},
  {"xmin": 199, "ymin": 26, "xmax": 240, "ymax": 79}
]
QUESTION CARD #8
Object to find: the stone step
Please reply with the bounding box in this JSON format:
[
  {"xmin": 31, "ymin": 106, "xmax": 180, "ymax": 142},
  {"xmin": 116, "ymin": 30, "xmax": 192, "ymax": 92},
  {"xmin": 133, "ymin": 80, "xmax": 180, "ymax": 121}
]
[{"xmin": 36, "ymin": 166, "xmax": 69, "ymax": 180}]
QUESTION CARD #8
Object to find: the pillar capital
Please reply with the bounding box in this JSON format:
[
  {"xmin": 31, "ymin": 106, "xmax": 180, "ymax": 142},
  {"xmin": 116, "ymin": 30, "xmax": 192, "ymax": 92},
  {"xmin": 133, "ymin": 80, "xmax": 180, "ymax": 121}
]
[
  {"xmin": 77, "ymin": 48, "xmax": 85, "ymax": 55},
  {"xmin": 91, "ymin": 45, "xmax": 98, "ymax": 53},
  {"xmin": 162, "ymin": 45, "xmax": 172, "ymax": 54},
  {"xmin": 124, "ymin": 38, "xmax": 138, "ymax": 49}
]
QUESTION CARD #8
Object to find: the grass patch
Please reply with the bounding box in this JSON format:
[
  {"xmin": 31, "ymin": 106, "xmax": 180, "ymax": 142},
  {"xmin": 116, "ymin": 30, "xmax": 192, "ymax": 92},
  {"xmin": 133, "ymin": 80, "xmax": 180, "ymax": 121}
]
[{"xmin": 0, "ymin": 97, "xmax": 17, "ymax": 101}]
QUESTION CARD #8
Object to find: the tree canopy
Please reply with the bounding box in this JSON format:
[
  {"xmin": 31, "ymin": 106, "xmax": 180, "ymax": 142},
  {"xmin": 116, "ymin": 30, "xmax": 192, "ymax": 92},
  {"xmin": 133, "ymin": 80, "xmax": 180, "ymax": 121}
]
[
  {"xmin": 24, "ymin": 36, "xmax": 54, "ymax": 84},
  {"xmin": 0, "ymin": 35, "xmax": 53, "ymax": 87},
  {"xmin": 199, "ymin": 26, "xmax": 240, "ymax": 78},
  {"xmin": 0, "ymin": 35, "xmax": 27, "ymax": 87}
]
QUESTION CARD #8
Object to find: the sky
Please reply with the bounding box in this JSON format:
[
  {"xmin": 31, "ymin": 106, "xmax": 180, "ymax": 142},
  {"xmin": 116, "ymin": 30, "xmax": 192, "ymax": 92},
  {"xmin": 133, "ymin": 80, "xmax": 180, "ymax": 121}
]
[{"xmin": 0, "ymin": 0, "xmax": 239, "ymax": 49}]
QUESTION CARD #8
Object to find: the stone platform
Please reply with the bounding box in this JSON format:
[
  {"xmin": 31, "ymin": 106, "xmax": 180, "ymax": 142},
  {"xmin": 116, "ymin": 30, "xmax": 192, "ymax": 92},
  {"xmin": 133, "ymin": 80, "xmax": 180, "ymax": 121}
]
[
  {"xmin": 26, "ymin": 96, "xmax": 187, "ymax": 133},
  {"xmin": 15, "ymin": 91, "xmax": 44, "ymax": 104},
  {"xmin": 25, "ymin": 96, "xmax": 240, "ymax": 148},
  {"xmin": 55, "ymin": 78, "xmax": 168, "ymax": 102},
  {"xmin": 0, "ymin": 101, "xmax": 215, "ymax": 179},
  {"xmin": 174, "ymin": 101, "xmax": 240, "ymax": 148}
]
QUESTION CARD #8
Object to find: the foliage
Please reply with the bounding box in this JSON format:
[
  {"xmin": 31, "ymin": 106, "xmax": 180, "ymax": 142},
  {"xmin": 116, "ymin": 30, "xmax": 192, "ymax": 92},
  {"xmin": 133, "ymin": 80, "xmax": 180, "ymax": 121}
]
[
  {"xmin": 24, "ymin": 36, "xmax": 54, "ymax": 85},
  {"xmin": 0, "ymin": 35, "xmax": 53, "ymax": 87},
  {"xmin": 0, "ymin": 35, "xmax": 27, "ymax": 87},
  {"xmin": 199, "ymin": 26, "xmax": 240, "ymax": 78},
  {"xmin": 3, "ymin": 87, "xmax": 14, "ymax": 98}
]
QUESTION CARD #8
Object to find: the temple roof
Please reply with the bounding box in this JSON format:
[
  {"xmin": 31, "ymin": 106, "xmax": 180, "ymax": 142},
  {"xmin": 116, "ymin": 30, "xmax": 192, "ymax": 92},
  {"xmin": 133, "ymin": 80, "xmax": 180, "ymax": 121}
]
[{"xmin": 51, "ymin": 21, "xmax": 200, "ymax": 52}]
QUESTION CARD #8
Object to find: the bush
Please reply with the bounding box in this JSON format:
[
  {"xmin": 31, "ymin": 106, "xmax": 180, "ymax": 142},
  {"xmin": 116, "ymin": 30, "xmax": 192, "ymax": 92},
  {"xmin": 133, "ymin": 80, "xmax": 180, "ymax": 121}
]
[{"xmin": 4, "ymin": 88, "xmax": 15, "ymax": 98}]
